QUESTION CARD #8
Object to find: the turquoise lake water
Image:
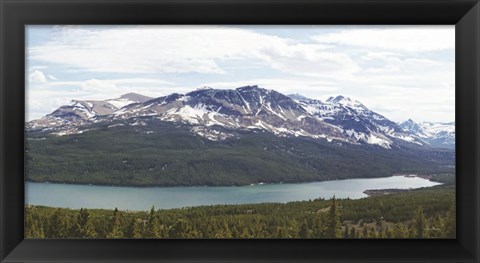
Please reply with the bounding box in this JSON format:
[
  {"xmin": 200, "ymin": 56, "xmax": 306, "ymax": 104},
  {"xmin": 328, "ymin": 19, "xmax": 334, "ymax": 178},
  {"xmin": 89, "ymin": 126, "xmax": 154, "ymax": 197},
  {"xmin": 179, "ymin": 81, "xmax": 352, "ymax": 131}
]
[{"xmin": 25, "ymin": 175, "xmax": 441, "ymax": 211}]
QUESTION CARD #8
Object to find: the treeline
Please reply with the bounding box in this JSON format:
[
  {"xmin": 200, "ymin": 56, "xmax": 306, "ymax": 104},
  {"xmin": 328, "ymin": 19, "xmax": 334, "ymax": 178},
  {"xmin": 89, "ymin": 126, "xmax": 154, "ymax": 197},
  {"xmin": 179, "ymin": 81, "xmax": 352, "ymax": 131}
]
[{"xmin": 25, "ymin": 186, "xmax": 455, "ymax": 239}]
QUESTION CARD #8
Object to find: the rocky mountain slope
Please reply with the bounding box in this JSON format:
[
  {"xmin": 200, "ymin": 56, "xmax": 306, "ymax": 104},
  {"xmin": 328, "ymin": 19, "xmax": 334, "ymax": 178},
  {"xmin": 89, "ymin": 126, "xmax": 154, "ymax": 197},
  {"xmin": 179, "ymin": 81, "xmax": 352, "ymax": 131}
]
[{"xmin": 28, "ymin": 85, "xmax": 451, "ymax": 150}]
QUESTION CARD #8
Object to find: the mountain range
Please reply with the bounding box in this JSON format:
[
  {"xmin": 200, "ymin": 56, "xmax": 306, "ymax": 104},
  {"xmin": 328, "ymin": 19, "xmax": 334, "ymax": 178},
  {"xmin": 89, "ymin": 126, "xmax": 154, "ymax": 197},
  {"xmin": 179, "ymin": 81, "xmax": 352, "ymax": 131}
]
[
  {"xmin": 25, "ymin": 86, "xmax": 455, "ymax": 187},
  {"xmin": 27, "ymin": 85, "xmax": 454, "ymax": 150}
]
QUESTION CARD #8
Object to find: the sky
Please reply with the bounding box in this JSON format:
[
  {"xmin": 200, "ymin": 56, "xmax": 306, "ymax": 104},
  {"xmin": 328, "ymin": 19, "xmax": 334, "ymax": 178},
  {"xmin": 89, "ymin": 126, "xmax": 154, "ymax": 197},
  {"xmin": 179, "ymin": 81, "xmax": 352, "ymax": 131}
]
[{"xmin": 26, "ymin": 25, "xmax": 455, "ymax": 123}]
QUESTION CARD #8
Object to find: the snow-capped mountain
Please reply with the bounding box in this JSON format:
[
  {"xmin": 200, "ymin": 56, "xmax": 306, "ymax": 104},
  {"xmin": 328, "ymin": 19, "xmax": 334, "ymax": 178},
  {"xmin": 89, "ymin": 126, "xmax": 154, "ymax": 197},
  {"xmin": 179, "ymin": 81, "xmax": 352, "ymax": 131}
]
[
  {"xmin": 27, "ymin": 86, "xmax": 444, "ymax": 149},
  {"xmin": 27, "ymin": 93, "xmax": 152, "ymax": 135},
  {"xmin": 288, "ymin": 94, "xmax": 423, "ymax": 148},
  {"xmin": 113, "ymin": 86, "xmax": 346, "ymax": 142},
  {"xmin": 400, "ymin": 119, "xmax": 455, "ymax": 149}
]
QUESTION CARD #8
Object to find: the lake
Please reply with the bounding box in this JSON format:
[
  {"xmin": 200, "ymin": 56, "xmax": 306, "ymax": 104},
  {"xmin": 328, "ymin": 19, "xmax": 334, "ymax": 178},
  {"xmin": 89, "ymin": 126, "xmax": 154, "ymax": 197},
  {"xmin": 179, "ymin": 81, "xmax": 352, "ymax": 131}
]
[{"xmin": 25, "ymin": 175, "xmax": 441, "ymax": 211}]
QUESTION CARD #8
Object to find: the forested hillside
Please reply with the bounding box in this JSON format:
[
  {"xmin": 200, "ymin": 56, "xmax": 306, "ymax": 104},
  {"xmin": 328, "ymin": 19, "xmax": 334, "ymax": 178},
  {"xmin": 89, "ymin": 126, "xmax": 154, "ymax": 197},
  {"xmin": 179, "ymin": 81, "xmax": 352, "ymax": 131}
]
[{"xmin": 26, "ymin": 119, "xmax": 454, "ymax": 187}]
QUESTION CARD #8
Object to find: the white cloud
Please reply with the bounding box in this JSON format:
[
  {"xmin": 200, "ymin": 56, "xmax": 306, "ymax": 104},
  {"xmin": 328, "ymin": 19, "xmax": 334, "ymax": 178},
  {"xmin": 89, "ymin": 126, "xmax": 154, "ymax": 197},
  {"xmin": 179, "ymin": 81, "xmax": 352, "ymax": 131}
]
[
  {"xmin": 28, "ymin": 70, "xmax": 47, "ymax": 83},
  {"xmin": 28, "ymin": 26, "xmax": 357, "ymax": 76},
  {"xmin": 26, "ymin": 25, "xmax": 455, "ymax": 123},
  {"xmin": 312, "ymin": 26, "xmax": 454, "ymax": 52},
  {"xmin": 260, "ymin": 44, "xmax": 359, "ymax": 76},
  {"xmin": 364, "ymin": 56, "xmax": 442, "ymax": 74}
]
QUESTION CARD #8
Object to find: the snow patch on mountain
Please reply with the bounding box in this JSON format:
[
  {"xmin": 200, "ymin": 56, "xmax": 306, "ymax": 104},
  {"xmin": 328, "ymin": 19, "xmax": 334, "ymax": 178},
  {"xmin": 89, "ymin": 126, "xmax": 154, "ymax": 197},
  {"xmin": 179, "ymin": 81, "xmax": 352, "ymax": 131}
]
[
  {"xmin": 191, "ymin": 126, "xmax": 236, "ymax": 141},
  {"xmin": 106, "ymin": 98, "xmax": 136, "ymax": 109}
]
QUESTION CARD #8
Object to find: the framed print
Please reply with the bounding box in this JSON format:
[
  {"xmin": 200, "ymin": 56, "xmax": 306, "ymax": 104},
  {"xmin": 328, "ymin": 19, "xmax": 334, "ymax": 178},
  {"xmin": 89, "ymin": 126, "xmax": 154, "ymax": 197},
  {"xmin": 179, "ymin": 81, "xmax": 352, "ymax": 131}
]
[{"xmin": 1, "ymin": 0, "xmax": 479, "ymax": 262}]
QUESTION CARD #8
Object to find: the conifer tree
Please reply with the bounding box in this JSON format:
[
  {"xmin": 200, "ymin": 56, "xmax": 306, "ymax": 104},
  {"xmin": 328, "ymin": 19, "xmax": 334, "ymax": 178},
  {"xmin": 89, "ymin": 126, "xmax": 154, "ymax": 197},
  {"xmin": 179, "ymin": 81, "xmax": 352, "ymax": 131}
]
[
  {"xmin": 442, "ymin": 203, "xmax": 456, "ymax": 238},
  {"xmin": 48, "ymin": 209, "xmax": 69, "ymax": 238},
  {"xmin": 384, "ymin": 227, "xmax": 393, "ymax": 238},
  {"xmin": 362, "ymin": 225, "xmax": 368, "ymax": 238},
  {"xmin": 367, "ymin": 226, "xmax": 377, "ymax": 238},
  {"xmin": 412, "ymin": 207, "xmax": 426, "ymax": 238},
  {"xmin": 107, "ymin": 208, "xmax": 123, "ymax": 238},
  {"xmin": 169, "ymin": 218, "xmax": 190, "ymax": 238},
  {"xmin": 251, "ymin": 217, "xmax": 266, "ymax": 237},
  {"xmin": 428, "ymin": 216, "xmax": 443, "ymax": 238},
  {"xmin": 127, "ymin": 218, "xmax": 143, "ymax": 238},
  {"xmin": 312, "ymin": 216, "xmax": 325, "ymax": 238},
  {"xmin": 393, "ymin": 223, "xmax": 407, "ymax": 238},
  {"xmin": 239, "ymin": 226, "xmax": 251, "ymax": 238},
  {"xmin": 25, "ymin": 207, "xmax": 45, "ymax": 238},
  {"xmin": 325, "ymin": 196, "xmax": 341, "ymax": 238},
  {"xmin": 299, "ymin": 220, "xmax": 309, "ymax": 238},
  {"xmin": 75, "ymin": 208, "xmax": 97, "ymax": 238},
  {"xmin": 286, "ymin": 219, "xmax": 299, "ymax": 238},
  {"xmin": 145, "ymin": 206, "xmax": 160, "ymax": 238}
]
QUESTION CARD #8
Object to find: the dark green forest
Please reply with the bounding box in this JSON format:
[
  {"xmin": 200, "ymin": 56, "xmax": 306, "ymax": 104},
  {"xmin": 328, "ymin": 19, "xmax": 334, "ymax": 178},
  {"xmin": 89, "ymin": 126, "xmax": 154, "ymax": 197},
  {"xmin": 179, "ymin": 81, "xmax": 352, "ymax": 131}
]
[
  {"xmin": 26, "ymin": 118, "xmax": 455, "ymax": 187},
  {"xmin": 25, "ymin": 185, "xmax": 455, "ymax": 239}
]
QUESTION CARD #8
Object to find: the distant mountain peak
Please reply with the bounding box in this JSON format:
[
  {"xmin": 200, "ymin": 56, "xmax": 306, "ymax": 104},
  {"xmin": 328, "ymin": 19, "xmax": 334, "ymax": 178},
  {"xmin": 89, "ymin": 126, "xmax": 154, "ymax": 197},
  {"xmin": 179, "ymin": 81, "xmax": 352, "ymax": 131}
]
[
  {"xmin": 287, "ymin": 93, "xmax": 311, "ymax": 101},
  {"xmin": 328, "ymin": 95, "xmax": 346, "ymax": 102},
  {"xmin": 327, "ymin": 95, "xmax": 353, "ymax": 103},
  {"xmin": 400, "ymin": 119, "xmax": 423, "ymax": 134},
  {"xmin": 120, "ymin": 92, "xmax": 142, "ymax": 98},
  {"xmin": 196, "ymin": 86, "xmax": 213, "ymax": 91},
  {"xmin": 326, "ymin": 95, "xmax": 366, "ymax": 110},
  {"xmin": 399, "ymin": 120, "xmax": 455, "ymax": 149},
  {"xmin": 238, "ymin": 85, "xmax": 259, "ymax": 89},
  {"xmin": 117, "ymin": 92, "xmax": 152, "ymax": 102},
  {"xmin": 236, "ymin": 85, "xmax": 262, "ymax": 92}
]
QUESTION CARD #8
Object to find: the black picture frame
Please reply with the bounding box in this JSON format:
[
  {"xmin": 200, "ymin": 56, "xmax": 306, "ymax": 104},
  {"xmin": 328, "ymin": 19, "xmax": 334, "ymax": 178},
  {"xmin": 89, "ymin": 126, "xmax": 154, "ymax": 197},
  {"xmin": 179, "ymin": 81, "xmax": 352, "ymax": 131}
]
[{"xmin": 1, "ymin": 0, "xmax": 479, "ymax": 262}]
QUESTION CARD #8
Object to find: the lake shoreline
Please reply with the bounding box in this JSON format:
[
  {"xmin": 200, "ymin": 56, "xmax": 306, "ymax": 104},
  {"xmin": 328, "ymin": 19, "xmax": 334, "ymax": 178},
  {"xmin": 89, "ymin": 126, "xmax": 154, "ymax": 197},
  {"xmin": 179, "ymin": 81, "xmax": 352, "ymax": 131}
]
[
  {"xmin": 25, "ymin": 173, "xmax": 443, "ymax": 188},
  {"xmin": 25, "ymin": 175, "xmax": 443, "ymax": 211},
  {"xmin": 363, "ymin": 188, "xmax": 411, "ymax": 196}
]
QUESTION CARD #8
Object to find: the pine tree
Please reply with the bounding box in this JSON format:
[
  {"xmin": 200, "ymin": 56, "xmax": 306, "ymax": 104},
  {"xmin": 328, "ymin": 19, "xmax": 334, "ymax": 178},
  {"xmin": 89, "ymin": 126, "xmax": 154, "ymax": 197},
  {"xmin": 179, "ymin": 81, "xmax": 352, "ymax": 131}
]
[
  {"xmin": 48, "ymin": 209, "xmax": 69, "ymax": 238},
  {"xmin": 325, "ymin": 196, "xmax": 341, "ymax": 238},
  {"xmin": 251, "ymin": 217, "xmax": 266, "ymax": 237},
  {"xmin": 393, "ymin": 223, "xmax": 407, "ymax": 238},
  {"xmin": 367, "ymin": 226, "xmax": 377, "ymax": 238},
  {"xmin": 169, "ymin": 218, "xmax": 190, "ymax": 238},
  {"xmin": 106, "ymin": 208, "xmax": 123, "ymax": 238},
  {"xmin": 312, "ymin": 216, "xmax": 326, "ymax": 238},
  {"xmin": 299, "ymin": 220, "xmax": 309, "ymax": 238},
  {"xmin": 412, "ymin": 207, "xmax": 426, "ymax": 238},
  {"xmin": 361, "ymin": 225, "xmax": 368, "ymax": 238},
  {"xmin": 423, "ymin": 216, "xmax": 436, "ymax": 238},
  {"xmin": 384, "ymin": 227, "xmax": 393, "ymax": 238},
  {"xmin": 126, "ymin": 218, "xmax": 143, "ymax": 238},
  {"xmin": 239, "ymin": 226, "xmax": 251, "ymax": 238},
  {"xmin": 145, "ymin": 206, "xmax": 160, "ymax": 238},
  {"xmin": 75, "ymin": 208, "xmax": 97, "ymax": 238},
  {"xmin": 25, "ymin": 206, "xmax": 45, "ymax": 238},
  {"xmin": 442, "ymin": 203, "xmax": 456, "ymax": 238}
]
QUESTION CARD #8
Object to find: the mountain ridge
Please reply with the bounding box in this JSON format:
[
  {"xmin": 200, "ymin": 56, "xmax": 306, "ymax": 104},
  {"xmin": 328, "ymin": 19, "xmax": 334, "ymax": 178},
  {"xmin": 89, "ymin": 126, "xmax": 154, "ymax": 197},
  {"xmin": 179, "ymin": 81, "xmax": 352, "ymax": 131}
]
[
  {"xmin": 27, "ymin": 85, "xmax": 454, "ymax": 150},
  {"xmin": 399, "ymin": 119, "xmax": 455, "ymax": 149},
  {"xmin": 25, "ymin": 86, "xmax": 455, "ymax": 187}
]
